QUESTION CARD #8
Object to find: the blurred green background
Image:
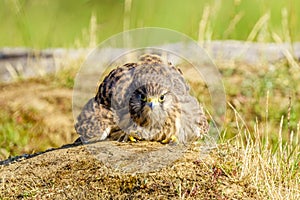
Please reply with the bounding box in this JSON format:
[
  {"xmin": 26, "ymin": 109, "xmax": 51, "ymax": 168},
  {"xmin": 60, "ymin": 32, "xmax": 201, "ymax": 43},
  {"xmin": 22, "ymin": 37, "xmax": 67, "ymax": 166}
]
[
  {"xmin": 0, "ymin": 0, "xmax": 299, "ymax": 160},
  {"xmin": 0, "ymin": 0, "xmax": 299, "ymax": 48}
]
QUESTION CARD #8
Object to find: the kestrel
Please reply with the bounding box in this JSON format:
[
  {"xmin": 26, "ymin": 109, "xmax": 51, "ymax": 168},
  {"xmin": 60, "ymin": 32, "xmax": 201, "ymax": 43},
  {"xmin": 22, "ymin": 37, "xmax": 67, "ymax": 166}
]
[{"xmin": 75, "ymin": 54, "xmax": 209, "ymax": 144}]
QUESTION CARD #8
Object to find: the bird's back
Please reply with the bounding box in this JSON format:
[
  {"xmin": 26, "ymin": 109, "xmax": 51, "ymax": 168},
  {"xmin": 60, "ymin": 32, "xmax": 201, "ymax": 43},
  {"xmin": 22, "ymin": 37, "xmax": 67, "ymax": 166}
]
[{"xmin": 95, "ymin": 54, "xmax": 186, "ymax": 109}]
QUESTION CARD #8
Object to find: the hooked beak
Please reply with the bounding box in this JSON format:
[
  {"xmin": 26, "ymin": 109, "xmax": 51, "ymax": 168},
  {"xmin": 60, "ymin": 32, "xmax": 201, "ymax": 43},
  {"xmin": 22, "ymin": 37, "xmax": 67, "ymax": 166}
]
[{"xmin": 147, "ymin": 97, "xmax": 159, "ymax": 110}]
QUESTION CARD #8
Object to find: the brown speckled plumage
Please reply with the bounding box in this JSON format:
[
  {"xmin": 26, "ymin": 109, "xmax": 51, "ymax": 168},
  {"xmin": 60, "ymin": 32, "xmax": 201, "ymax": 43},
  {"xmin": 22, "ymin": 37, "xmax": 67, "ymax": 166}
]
[{"xmin": 75, "ymin": 54, "xmax": 209, "ymax": 144}]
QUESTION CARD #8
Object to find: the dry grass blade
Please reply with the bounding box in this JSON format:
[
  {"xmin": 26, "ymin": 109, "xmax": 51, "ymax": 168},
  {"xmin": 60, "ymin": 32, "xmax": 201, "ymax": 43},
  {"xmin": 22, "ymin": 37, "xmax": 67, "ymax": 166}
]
[
  {"xmin": 5, "ymin": 63, "xmax": 20, "ymax": 80},
  {"xmin": 247, "ymin": 12, "xmax": 270, "ymax": 42},
  {"xmin": 223, "ymin": 11, "xmax": 244, "ymax": 38},
  {"xmin": 198, "ymin": 5, "xmax": 211, "ymax": 43}
]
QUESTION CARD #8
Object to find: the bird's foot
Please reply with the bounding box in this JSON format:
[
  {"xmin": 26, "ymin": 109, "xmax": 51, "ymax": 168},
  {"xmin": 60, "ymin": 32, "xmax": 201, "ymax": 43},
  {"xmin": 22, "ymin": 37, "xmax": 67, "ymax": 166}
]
[
  {"xmin": 161, "ymin": 135, "xmax": 179, "ymax": 144},
  {"xmin": 128, "ymin": 135, "xmax": 137, "ymax": 142},
  {"xmin": 128, "ymin": 132, "xmax": 141, "ymax": 142}
]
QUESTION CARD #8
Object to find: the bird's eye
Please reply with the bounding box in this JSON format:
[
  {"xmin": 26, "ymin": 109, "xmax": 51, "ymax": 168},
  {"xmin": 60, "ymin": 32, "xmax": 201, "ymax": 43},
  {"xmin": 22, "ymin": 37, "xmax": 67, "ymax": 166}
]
[
  {"xmin": 159, "ymin": 94, "xmax": 165, "ymax": 102},
  {"xmin": 139, "ymin": 93, "xmax": 147, "ymax": 102}
]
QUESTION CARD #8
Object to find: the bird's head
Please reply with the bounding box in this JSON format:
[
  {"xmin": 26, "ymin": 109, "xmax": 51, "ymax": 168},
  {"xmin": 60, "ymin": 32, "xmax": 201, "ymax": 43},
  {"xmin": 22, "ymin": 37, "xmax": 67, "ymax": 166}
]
[{"xmin": 129, "ymin": 83, "xmax": 175, "ymax": 128}]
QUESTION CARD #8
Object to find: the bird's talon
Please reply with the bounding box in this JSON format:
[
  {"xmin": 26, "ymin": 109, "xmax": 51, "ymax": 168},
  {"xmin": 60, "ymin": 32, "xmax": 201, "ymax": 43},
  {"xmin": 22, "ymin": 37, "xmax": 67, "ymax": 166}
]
[
  {"xmin": 170, "ymin": 135, "xmax": 179, "ymax": 144},
  {"xmin": 161, "ymin": 135, "xmax": 179, "ymax": 144},
  {"xmin": 161, "ymin": 138, "xmax": 169, "ymax": 144},
  {"xmin": 128, "ymin": 135, "xmax": 137, "ymax": 142}
]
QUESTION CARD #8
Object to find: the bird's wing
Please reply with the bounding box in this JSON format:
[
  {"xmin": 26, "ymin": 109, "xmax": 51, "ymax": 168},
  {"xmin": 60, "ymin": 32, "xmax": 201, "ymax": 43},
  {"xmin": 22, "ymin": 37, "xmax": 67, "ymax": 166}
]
[
  {"xmin": 95, "ymin": 63, "xmax": 137, "ymax": 109},
  {"xmin": 175, "ymin": 95, "xmax": 209, "ymax": 143},
  {"xmin": 76, "ymin": 62, "xmax": 138, "ymax": 143},
  {"xmin": 75, "ymin": 98, "xmax": 117, "ymax": 143}
]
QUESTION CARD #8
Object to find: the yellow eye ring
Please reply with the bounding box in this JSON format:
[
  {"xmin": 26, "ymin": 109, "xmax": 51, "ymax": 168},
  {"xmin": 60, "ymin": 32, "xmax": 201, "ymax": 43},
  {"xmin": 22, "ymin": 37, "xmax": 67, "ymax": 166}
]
[
  {"xmin": 139, "ymin": 93, "xmax": 147, "ymax": 102},
  {"xmin": 159, "ymin": 94, "xmax": 165, "ymax": 102}
]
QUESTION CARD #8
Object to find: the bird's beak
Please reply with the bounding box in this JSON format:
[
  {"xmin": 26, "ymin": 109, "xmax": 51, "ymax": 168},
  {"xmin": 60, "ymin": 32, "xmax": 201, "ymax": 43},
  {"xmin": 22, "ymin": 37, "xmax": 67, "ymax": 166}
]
[{"xmin": 147, "ymin": 97, "xmax": 159, "ymax": 110}]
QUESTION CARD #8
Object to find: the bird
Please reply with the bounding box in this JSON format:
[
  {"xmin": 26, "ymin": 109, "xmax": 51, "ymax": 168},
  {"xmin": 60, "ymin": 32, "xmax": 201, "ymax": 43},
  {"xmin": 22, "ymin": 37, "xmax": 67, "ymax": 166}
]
[{"xmin": 75, "ymin": 54, "xmax": 209, "ymax": 144}]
